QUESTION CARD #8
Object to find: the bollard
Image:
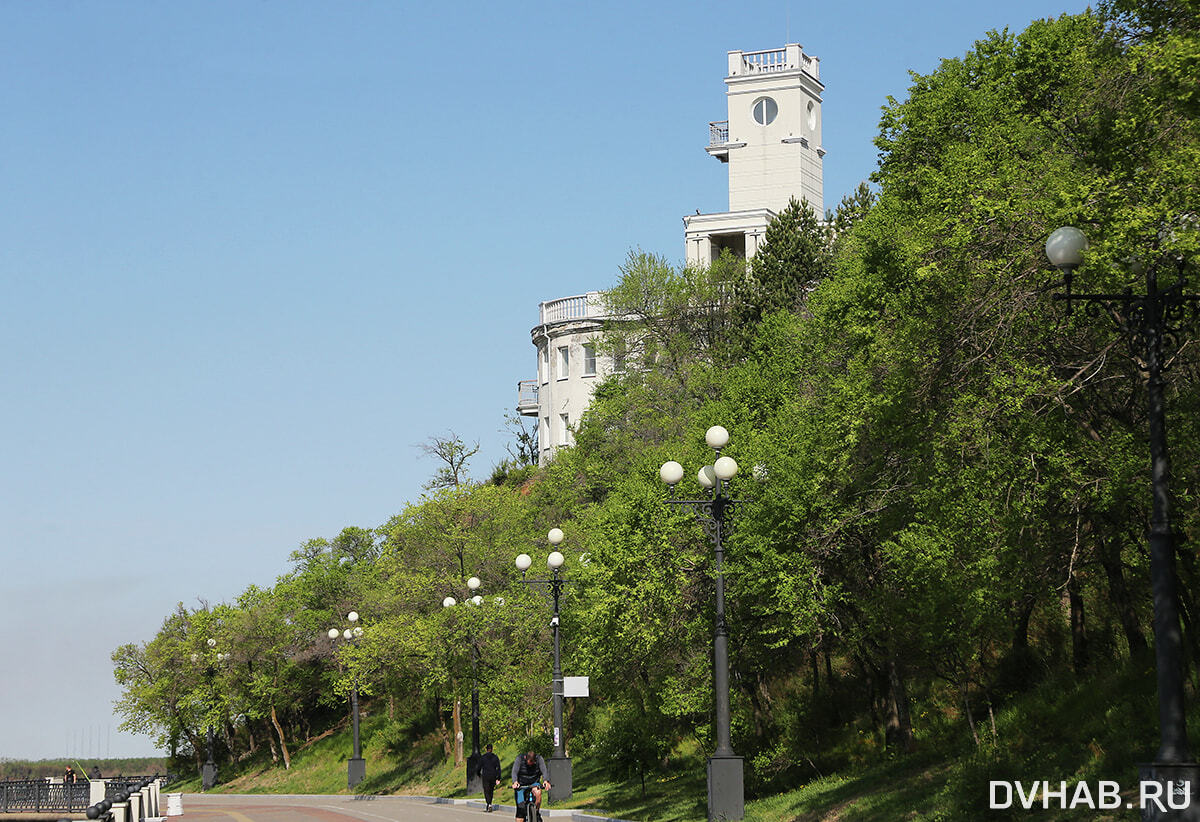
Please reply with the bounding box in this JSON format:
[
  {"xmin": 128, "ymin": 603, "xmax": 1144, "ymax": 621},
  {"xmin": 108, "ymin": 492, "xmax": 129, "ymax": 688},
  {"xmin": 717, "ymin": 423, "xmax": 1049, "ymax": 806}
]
[{"xmin": 165, "ymin": 792, "xmax": 183, "ymax": 816}]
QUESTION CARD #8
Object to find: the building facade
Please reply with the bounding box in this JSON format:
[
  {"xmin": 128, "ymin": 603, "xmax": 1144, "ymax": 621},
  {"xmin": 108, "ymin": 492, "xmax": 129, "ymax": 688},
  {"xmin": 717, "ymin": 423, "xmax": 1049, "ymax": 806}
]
[{"xmin": 517, "ymin": 44, "xmax": 824, "ymax": 464}]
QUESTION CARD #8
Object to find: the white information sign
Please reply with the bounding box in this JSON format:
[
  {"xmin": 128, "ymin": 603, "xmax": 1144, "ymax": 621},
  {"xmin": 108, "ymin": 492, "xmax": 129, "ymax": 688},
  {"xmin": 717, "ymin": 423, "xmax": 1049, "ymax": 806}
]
[{"xmin": 563, "ymin": 676, "xmax": 589, "ymax": 697}]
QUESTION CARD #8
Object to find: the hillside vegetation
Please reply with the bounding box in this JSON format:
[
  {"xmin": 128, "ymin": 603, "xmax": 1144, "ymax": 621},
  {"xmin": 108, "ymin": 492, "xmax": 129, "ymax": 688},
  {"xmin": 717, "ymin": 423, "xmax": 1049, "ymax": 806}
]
[{"xmin": 112, "ymin": 1, "xmax": 1200, "ymax": 819}]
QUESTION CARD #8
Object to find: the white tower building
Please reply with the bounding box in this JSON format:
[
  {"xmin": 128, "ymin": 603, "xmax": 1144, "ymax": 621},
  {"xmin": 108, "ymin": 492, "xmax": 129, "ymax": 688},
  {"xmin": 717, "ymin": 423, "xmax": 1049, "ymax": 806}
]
[
  {"xmin": 516, "ymin": 292, "xmax": 611, "ymax": 466},
  {"xmin": 518, "ymin": 44, "xmax": 823, "ymax": 464},
  {"xmin": 684, "ymin": 44, "xmax": 824, "ymax": 267}
]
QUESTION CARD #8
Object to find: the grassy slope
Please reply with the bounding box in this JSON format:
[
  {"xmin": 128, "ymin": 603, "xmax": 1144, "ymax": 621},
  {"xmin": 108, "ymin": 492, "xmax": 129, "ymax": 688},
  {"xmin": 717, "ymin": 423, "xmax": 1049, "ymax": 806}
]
[{"xmin": 176, "ymin": 659, "xmax": 1196, "ymax": 821}]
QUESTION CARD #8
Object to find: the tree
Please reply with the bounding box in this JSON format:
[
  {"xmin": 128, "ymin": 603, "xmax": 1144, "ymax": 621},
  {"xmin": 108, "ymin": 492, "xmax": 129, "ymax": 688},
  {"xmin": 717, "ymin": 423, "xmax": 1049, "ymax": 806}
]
[{"xmin": 418, "ymin": 432, "xmax": 480, "ymax": 490}]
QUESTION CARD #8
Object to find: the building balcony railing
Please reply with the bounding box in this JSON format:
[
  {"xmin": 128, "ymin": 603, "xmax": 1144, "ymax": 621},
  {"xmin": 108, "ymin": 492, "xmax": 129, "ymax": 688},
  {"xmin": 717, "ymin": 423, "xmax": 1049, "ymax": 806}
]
[
  {"xmin": 538, "ymin": 291, "xmax": 607, "ymax": 325},
  {"xmin": 516, "ymin": 379, "xmax": 539, "ymax": 416},
  {"xmin": 709, "ymin": 120, "xmax": 729, "ymax": 146}
]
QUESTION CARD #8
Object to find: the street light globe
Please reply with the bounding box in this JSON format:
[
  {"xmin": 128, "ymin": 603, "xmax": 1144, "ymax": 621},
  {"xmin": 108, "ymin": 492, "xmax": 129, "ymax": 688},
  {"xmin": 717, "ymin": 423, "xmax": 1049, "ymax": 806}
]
[
  {"xmin": 470, "ymin": 595, "xmax": 484, "ymax": 606},
  {"xmin": 660, "ymin": 460, "xmax": 685, "ymax": 486},
  {"xmin": 1046, "ymin": 226, "xmax": 1088, "ymax": 270},
  {"xmin": 548, "ymin": 527, "xmax": 564, "ymax": 545},
  {"xmin": 714, "ymin": 455, "xmax": 738, "ymax": 481},
  {"xmin": 328, "ymin": 628, "xmax": 340, "ymax": 640},
  {"xmin": 467, "ymin": 576, "xmax": 481, "ymax": 590},
  {"xmin": 353, "ymin": 626, "xmax": 363, "ymax": 638},
  {"xmin": 207, "ymin": 638, "xmax": 216, "ymax": 648},
  {"xmin": 343, "ymin": 629, "xmax": 353, "ymax": 640},
  {"xmin": 548, "ymin": 551, "xmax": 565, "ymax": 570},
  {"xmin": 698, "ymin": 465, "xmax": 717, "ymax": 489},
  {"xmin": 515, "ymin": 553, "xmax": 532, "ymax": 572},
  {"xmin": 706, "ymin": 425, "xmax": 730, "ymax": 450},
  {"xmin": 442, "ymin": 596, "xmax": 457, "ymax": 608},
  {"xmin": 347, "ymin": 611, "xmax": 359, "ymax": 623}
]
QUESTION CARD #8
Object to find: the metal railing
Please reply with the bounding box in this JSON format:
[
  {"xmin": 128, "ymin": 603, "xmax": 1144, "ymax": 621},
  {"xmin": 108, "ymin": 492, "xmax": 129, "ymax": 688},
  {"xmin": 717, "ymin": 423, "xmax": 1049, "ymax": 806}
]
[
  {"xmin": 0, "ymin": 779, "xmax": 91, "ymax": 812},
  {"xmin": 517, "ymin": 380, "xmax": 539, "ymax": 412},
  {"xmin": 709, "ymin": 120, "xmax": 729, "ymax": 146}
]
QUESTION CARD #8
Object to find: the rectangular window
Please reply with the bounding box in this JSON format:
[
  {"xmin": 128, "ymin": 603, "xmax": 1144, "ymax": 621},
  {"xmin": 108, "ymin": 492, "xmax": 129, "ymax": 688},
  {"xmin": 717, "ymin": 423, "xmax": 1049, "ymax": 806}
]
[
  {"xmin": 542, "ymin": 417, "xmax": 551, "ymax": 450},
  {"xmin": 557, "ymin": 346, "xmax": 569, "ymax": 380},
  {"xmin": 582, "ymin": 343, "xmax": 597, "ymax": 376},
  {"xmin": 559, "ymin": 413, "xmax": 571, "ymax": 446},
  {"xmin": 540, "ymin": 347, "xmax": 549, "ymax": 384}
]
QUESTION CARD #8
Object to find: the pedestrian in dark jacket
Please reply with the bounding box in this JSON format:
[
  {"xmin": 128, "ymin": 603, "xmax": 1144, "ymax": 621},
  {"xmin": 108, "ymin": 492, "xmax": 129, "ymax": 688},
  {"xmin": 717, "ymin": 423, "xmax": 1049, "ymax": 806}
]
[{"xmin": 477, "ymin": 743, "xmax": 503, "ymax": 811}]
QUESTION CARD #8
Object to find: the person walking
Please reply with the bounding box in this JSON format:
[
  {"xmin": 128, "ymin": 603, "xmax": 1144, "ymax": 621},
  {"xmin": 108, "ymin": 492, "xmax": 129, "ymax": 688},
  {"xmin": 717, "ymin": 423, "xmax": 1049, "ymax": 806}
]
[{"xmin": 477, "ymin": 743, "xmax": 503, "ymax": 812}]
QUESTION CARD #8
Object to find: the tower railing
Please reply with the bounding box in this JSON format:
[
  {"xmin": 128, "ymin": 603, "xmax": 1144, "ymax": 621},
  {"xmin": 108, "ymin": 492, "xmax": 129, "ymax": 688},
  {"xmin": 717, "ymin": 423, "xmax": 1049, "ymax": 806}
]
[
  {"xmin": 709, "ymin": 121, "xmax": 729, "ymax": 146},
  {"xmin": 739, "ymin": 48, "xmax": 789, "ymax": 73}
]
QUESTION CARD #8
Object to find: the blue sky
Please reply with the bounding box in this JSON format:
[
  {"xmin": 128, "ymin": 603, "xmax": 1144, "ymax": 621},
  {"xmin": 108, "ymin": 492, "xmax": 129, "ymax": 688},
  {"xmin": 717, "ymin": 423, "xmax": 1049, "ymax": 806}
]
[{"xmin": 0, "ymin": 0, "xmax": 1090, "ymax": 759}]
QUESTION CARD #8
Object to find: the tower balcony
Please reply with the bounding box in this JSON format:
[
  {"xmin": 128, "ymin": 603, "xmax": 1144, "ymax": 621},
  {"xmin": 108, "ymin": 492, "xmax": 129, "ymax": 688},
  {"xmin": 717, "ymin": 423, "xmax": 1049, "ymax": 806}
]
[
  {"xmin": 516, "ymin": 379, "xmax": 539, "ymax": 416},
  {"xmin": 706, "ymin": 120, "xmax": 741, "ymax": 163}
]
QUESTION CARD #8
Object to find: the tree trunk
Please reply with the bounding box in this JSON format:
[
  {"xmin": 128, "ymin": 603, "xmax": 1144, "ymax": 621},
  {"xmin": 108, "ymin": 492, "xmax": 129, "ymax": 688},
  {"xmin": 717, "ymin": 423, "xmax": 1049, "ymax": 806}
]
[
  {"xmin": 1097, "ymin": 535, "xmax": 1147, "ymax": 656},
  {"xmin": 824, "ymin": 646, "xmax": 840, "ymax": 725},
  {"xmin": 270, "ymin": 705, "xmax": 291, "ymax": 770},
  {"xmin": 962, "ymin": 681, "xmax": 980, "ymax": 746},
  {"xmin": 452, "ymin": 695, "xmax": 464, "ymax": 766},
  {"xmin": 1067, "ymin": 573, "xmax": 1089, "ymax": 674},
  {"xmin": 810, "ymin": 651, "xmax": 820, "ymax": 700},
  {"xmin": 884, "ymin": 655, "xmax": 914, "ymax": 752},
  {"xmin": 437, "ymin": 696, "xmax": 452, "ymax": 757}
]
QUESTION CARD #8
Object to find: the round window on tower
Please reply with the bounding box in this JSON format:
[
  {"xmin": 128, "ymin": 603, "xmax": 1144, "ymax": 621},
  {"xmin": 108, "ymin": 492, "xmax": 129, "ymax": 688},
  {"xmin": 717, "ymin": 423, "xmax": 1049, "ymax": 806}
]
[{"xmin": 752, "ymin": 96, "xmax": 778, "ymax": 126}]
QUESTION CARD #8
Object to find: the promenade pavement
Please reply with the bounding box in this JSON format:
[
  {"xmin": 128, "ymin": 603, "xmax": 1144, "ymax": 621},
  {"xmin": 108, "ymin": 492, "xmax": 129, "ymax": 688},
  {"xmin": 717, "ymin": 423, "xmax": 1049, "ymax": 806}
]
[{"xmin": 176, "ymin": 794, "xmax": 634, "ymax": 822}]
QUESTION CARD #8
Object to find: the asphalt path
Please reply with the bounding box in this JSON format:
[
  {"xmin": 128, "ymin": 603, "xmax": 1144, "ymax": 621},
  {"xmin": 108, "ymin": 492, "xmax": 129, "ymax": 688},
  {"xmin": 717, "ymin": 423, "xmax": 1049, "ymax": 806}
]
[{"xmin": 175, "ymin": 794, "xmax": 563, "ymax": 822}]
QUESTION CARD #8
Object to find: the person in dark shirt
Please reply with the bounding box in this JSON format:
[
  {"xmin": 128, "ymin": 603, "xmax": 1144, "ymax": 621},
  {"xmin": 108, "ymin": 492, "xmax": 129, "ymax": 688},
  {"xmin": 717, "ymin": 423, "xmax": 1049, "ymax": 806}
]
[
  {"xmin": 510, "ymin": 750, "xmax": 550, "ymax": 822},
  {"xmin": 477, "ymin": 743, "xmax": 503, "ymax": 811},
  {"xmin": 63, "ymin": 767, "xmax": 76, "ymax": 784}
]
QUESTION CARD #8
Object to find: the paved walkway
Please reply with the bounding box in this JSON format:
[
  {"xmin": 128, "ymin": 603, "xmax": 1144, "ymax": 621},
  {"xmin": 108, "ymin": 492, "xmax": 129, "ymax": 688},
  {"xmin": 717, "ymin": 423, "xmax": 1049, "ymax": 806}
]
[{"xmin": 176, "ymin": 794, "xmax": 633, "ymax": 822}]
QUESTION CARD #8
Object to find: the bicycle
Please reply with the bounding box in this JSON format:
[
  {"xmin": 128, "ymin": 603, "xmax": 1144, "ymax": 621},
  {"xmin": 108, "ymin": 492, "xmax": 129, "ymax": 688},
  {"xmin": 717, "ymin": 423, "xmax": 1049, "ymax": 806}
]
[{"xmin": 513, "ymin": 781, "xmax": 547, "ymax": 822}]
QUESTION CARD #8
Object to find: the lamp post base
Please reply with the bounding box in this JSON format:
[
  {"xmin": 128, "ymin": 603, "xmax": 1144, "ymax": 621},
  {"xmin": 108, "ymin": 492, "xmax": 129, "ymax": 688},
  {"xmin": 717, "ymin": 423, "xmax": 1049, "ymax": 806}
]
[
  {"xmin": 548, "ymin": 756, "xmax": 572, "ymax": 802},
  {"xmin": 1138, "ymin": 763, "xmax": 1200, "ymax": 820},
  {"xmin": 347, "ymin": 758, "xmax": 366, "ymax": 789},
  {"xmin": 201, "ymin": 763, "xmax": 217, "ymax": 791},
  {"xmin": 707, "ymin": 755, "xmax": 743, "ymax": 821}
]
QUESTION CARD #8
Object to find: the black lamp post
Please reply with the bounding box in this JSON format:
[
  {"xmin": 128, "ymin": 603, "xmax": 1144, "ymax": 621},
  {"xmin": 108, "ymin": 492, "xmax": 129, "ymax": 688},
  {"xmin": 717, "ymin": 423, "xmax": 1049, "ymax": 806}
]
[
  {"xmin": 1046, "ymin": 227, "xmax": 1200, "ymax": 815},
  {"xmin": 516, "ymin": 528, "xmax": 572, "ymax": 801},
  {"xmin": 190, "ymin": 639, "xmax": 227, "ymax": 792},
  {"xmin": 660, "ymin": 425, "xmax": 743, "ymax": 822},
  {"xmin": 327, "ymin": 611, "xmax": 365, "ymax": 789},
  {"xmin": 442, "ymin": 576, "xmax": 485, "ymax": 795}
]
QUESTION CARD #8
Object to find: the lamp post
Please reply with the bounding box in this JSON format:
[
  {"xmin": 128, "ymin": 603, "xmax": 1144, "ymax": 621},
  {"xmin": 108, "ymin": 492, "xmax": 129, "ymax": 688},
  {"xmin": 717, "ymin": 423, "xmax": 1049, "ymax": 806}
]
[
  {"xmin": 660, "ymin": 425, "xmax": 743, "ymax": 822},
  {"xmin": 327, "ymin": 611, "xmax": 366, "ymax": 789},
  {"xmin": 515, "ymin": 528, "xmax": 572, "ymax": 801},
  {"xmin": 189, "ymin": 639, "xmax": 227, "ymax": 792},
  {"xmin": 1046, "ymin": 227, "xmax": 1200, "ymax": 815},
  {"xmin": 442, "ymin": 576, "xmax": 485, "ymax": 795}
]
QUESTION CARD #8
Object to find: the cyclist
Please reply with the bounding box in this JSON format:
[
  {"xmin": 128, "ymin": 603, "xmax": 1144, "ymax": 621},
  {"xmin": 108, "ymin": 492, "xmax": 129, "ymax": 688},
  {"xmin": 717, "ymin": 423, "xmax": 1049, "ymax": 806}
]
[{"xmin": 510, "ymin": 750, "xmax": 551, "ymax": 822}]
